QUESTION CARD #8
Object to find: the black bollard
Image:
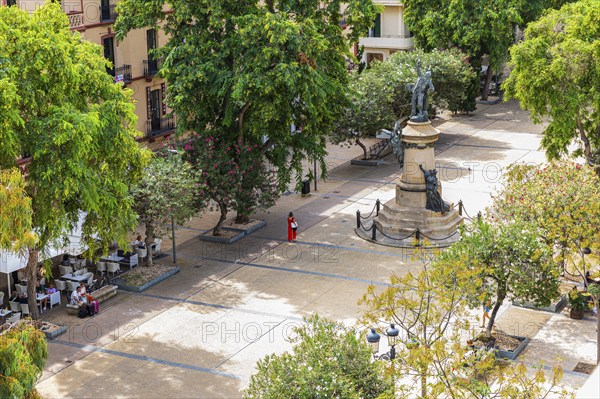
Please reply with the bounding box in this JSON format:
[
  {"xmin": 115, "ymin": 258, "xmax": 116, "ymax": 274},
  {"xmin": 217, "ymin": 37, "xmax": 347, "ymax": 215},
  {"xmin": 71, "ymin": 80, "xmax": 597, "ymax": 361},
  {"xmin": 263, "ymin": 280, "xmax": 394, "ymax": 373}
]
[
  {"xmin": 458, "ymin": 200, "xmax": 463, "ymax": 216},
  {"xmin": 356, "ymin": 210, "xmax": 361, "ymax": 229},
  {"xmin": 415, "ymin": 228, "xmax": 420, "ymax": 241},
  {"xmin": 372, "ymin": 225, "xmax": 377, "ymax": 241},
  {"xmin": 376, "ymin": 199, "xmax": 380, "ymax": 216}
]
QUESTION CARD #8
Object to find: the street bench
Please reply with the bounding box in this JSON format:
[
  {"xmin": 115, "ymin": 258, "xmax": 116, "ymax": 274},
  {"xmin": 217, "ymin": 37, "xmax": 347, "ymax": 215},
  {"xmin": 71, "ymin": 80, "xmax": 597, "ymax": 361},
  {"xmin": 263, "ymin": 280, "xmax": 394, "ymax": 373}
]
[{"xmin": 66, "ymin": 285, "xmax": 118, "ymax": 315}]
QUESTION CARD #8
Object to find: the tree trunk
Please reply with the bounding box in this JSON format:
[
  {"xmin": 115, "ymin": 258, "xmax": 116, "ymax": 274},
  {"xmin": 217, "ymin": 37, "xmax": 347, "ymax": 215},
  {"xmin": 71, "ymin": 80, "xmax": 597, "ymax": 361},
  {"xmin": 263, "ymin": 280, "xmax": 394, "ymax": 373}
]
[
  {"xmin": 486, "ymin": 288, "xmax": 506, "ymax": 337},
  {"xmin": 420, "ymin": 372, "xmax": 427, "ymax": 399},
  {"xmin": 25, "ymin": 249, "xmax": 40, "ymax": 320},
  {"xmin": 576, "ymin": 113, "xmax": 592, "ymax": 163},
  {"xmin": 235, "ymin": 212, "xmax": 249, "ymax": 224},
  {"xmin": 144, "ymin": 222, "xmax": 154, "ymax": 267},
  {"xmin": 481, "ymin": 65, "xmax": 494, "ymax": 101},
  {"xmin": 596, "ymin": 297, "xmax": 600, "ymax": 365},
  {"xmin": 213, "ymin": 201, "xmax": 228, "ymax": 236},
  {"xmin": 356, "ymin": 138, "xmax": 368, "ymax": 160}
]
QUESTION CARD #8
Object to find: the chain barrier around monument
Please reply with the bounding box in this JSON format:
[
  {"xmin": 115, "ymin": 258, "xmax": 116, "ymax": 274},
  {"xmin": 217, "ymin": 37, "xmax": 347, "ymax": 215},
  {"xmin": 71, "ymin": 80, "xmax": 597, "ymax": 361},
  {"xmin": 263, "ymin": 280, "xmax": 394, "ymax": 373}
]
[{"xmin": 355, "ymin": 200, "xmax": 481, "ymax": 248}]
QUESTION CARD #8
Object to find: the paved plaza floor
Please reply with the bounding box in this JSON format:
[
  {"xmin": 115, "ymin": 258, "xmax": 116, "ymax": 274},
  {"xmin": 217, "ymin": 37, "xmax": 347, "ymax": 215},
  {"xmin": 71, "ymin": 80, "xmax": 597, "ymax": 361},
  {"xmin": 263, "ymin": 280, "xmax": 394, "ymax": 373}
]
[{"xmin": 36, "ymin": 101, "xmax": 598, "ymax": 398}]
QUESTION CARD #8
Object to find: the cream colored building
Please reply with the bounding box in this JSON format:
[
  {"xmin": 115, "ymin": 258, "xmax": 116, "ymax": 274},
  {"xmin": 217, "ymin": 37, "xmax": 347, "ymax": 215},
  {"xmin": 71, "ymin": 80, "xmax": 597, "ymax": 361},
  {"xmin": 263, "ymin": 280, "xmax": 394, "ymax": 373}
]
[
  {"xmin": 359, "ymin": 0, "xmax": 414, "ymax": 65},
  {"xmin": 3, "ymin": 0, "xmax": 175, "ymax": 145}
]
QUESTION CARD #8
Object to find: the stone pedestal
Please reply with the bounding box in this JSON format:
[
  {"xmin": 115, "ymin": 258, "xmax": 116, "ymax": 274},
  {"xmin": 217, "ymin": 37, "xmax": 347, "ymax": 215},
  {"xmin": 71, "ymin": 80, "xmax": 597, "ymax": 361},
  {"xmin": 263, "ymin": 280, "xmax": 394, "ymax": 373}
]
[{"xmin": 371, "ymin": 120, "xmax": 463, "ymax": 246}]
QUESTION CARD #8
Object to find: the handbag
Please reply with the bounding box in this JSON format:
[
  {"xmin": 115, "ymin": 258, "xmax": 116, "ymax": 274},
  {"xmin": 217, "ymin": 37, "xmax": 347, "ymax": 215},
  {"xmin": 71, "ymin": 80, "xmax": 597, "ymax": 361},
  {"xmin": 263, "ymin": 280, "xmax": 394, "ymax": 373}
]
[{"xmin": 291, "ymin": 221, "xmax": 298, "ymax": 229}]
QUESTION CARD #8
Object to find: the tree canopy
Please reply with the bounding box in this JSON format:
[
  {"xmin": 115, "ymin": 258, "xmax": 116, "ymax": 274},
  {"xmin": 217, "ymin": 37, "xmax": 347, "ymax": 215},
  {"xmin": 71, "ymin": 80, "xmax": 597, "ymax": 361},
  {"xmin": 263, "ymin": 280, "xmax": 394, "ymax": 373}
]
[
  {"xmin": 131, "ymin": 152, "xmax": 197, "ymax": 265},
  {"xmin": 244, "ymin": 314, "xmax": 393, "ymax": 399},
  {"xmin": 115, "ymin": 0, "xmax": 377, "ymax": 230},
  {"xmin": 330, "ymin": 49, "xmax": 476, "ymax": 159},
  {"xmin": 502, "ymin": 0, "xmax": 600, "ymax": 162},
  {"xmin": 0, "ymin": 3, "xmax": 150, "ymax": 318},
  {"xmin": 0, "ymin": 168, "xmax": 36, "ymax": 253},
  {"xmin": 0, "ymin": 321, "xmax": 48, "ymax": 399}
]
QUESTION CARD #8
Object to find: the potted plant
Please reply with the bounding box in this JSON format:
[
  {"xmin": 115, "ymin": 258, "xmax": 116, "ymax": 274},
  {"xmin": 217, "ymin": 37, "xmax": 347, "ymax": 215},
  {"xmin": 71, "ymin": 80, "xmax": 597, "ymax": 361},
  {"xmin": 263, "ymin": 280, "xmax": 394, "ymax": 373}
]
[{"xmin": 568, "ymin": 288, "xmax": 591, "ymax": 319}]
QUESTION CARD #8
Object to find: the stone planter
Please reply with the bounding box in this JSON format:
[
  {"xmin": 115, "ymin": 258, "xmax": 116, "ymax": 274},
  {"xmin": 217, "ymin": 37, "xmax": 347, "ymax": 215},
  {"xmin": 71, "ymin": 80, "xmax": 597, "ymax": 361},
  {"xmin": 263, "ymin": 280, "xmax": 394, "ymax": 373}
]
[
  {"xmin": 198, "ymin": 220, "xmax": 267, "ymax": 244},
  {"xmin": 495, "ymin": 336, "xmax": 529, "ymax": 360},
  {"xmin": 115, "ymin": 267, "xmax": 180, "ymax": 293},
  {"xmin": 569, "ymin": 308, "xmax": 584, "ymax": 320},
  {"xmin": 513, "ymin": 294, "xmax": 566, "ymax": 313}
]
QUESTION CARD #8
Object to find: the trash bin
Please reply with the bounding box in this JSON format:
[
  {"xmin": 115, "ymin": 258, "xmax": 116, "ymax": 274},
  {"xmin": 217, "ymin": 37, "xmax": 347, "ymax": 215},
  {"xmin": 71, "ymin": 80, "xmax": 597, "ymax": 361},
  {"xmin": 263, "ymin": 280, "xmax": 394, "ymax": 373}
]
[{"xmin": 301, "ymin": 180, "xmax": 310, "ymax": 196}]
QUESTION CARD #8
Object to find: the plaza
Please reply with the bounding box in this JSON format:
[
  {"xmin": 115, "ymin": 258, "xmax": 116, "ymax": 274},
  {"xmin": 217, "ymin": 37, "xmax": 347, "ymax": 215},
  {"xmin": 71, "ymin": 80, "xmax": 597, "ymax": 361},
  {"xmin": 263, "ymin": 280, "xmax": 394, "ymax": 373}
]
[{"xmin": 35, "ymin": 100, "xmax": 598, "ymax": 398}]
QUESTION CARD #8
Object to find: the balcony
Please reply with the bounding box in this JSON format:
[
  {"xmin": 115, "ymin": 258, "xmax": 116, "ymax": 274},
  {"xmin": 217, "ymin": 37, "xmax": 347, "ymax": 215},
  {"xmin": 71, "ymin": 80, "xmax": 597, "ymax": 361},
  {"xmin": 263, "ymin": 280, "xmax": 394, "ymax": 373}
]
[
  {"xmin": 147, "ymin": 115, "xmax": 176, "ymax": 137},
  {"xmin": 100, "ymin": 4, "xmax": 117, "ymax": 22},
  {"xmin": 114, "ymin": 65, "xmax": 132, "ymax": 84},
  {"xmin": 66, "ymin": 12, "xmax": 84, "ymax": 29},
  {"xmin": 359, "ymin": 35, "xmax": 414, "ymax": 50},
  {"xmin": 143, "ymin": 58, "xmax": 161, "ymax": 80}
]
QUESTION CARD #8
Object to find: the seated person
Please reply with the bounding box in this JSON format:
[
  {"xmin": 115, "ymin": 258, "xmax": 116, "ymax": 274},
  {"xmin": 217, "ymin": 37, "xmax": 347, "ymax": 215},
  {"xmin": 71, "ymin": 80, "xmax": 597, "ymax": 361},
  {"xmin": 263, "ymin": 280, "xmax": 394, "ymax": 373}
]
[
  {"xmin": 70, "ymin": 286, "xmax": 84, "ymax": 308},
  {"xmin": 17, "ymin": 294, "xmax": 28, "ymax": 304},
  {"xmin": 36, "ymin": 280, "xmax": 49, "ymax": 310},
  {"xmin": 132, "ymin": 235, "xmax": 145, "ymax": 249},
  {"xmin": 46, "ymin": 283, "xmax": 57, "ymax": 295},
  {"xmin": 86, "ymin": 294, "xmax": 97, "ymax": 316},
  {"xmin": 9, "ymin": 291, "xmax": 19, "ymax": 303},
  {"xmin": 79, "ymin": 282, "xmax": 87, "ymax": 296}
]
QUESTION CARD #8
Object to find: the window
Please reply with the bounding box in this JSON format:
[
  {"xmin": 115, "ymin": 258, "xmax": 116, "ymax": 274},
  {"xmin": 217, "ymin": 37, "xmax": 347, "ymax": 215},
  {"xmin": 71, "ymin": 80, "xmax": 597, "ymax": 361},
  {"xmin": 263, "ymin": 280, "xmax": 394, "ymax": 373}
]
[{"xmin": 103, "ymin": 37, "xmax": 115, "ymax": 76}]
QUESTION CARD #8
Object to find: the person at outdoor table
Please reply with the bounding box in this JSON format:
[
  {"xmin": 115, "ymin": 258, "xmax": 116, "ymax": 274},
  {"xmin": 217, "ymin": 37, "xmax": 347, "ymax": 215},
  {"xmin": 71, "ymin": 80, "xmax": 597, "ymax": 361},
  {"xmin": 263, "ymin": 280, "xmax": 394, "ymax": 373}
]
[
  {"xmin": 79, "ymin": 282, "xmax": 87, "ymax": 296},
  {"xmin": 132, "ymin": 235, "xmax": 145, "ymax": 249},
  {"xmin": 17, "ymin": 294, "xmax": 28, "ymax": 304},
  {"xmin": 9, "ymin": 291, "xmax": 18, "ymax": 303},
  {"xmin": 36, "ymin": 281, "xmax": 49, "ymax": 310},
  {"xmin": 46, "ymin": 283, "xmax": 57, "ymax": 295}
]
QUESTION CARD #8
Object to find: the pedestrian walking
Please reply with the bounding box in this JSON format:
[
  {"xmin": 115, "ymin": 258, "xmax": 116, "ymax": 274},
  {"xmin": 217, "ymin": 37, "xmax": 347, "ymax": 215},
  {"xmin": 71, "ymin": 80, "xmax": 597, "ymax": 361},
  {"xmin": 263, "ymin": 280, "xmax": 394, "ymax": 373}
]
[{"xmin": 288, "ymin": 212, "xmax": 298, "ymax": 242}]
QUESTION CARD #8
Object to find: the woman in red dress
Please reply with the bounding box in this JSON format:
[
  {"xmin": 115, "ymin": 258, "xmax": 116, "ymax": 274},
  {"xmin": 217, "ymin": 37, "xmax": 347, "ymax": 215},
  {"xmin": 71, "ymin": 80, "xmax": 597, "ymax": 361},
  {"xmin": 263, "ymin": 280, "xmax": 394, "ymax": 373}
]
[{"xmin": 288, "ymin": 212, "xmax": 298, "ymax": 242}]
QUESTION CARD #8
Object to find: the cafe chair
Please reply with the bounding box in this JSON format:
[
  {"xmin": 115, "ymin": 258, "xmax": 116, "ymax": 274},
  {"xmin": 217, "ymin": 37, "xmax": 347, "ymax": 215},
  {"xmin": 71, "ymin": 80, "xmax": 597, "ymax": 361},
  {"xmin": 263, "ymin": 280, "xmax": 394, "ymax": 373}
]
[
  {"xmin": 55, "ymin": 280, "xmax": 67, "ymax": 297},
  {"xmin": 73, "ymin": 270, "xmax": 85, "ymax": 276},
  {"xmin": 21, "ymin": 303, "xmax": 30, "ymax": 316},
  {"xmin": 9, "ymin": 301, "xmax": 21, "ymax": 313},
  {"xmin": 6, "ymin": 313, "xmax": 21, "ymax": 324},
  {"xmin": 0, "ymin": 292, "xmax": 4, "ymax": 307},
  {"xmin": 66, "ymin": 281, "xmax": 79, "ymax": 296},
  {"xmin": 96, "ymin": 261, "xmax": 107, "ymax": 276},
  {"xmin": 59, "ymin": 265, "xmax": 73, "ymax": 276},
  {"xmin": 15, "ymin": 284, "xmax": 27, "ymax": 295},
  {"xmin": 107, "ymin": 262, "xmax": 120, "ymax": 277}
]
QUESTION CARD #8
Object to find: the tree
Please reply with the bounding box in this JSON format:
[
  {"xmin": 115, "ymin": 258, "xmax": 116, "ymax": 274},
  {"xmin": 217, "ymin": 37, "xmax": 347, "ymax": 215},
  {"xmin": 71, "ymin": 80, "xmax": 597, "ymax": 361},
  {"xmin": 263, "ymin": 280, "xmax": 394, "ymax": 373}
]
[
  {"xmin": 0, "ymin": 4, "xmax": 150, "ymax": 319},
  {"xmin": 244, "ymin": 314, "xmax": 393, "ymax": 399},
  {"xmin": 184, "ymin": 136, "xmax": 279, "ymax": 235},
  {"xmin": 502, "ymin": 0, "xmax": 600, "ymax": 163},
  {"xmin": 488, "ymin": 161, "xmax": 600, "ymax": 284},
  {"xmin": 115, "ymin": 0, "xmax": 378, "ymax": 231},
  {"xmin": 131, "ymin": 152, "xmax": 197, "ymax": 265},
  {"xmin": 330, "ymin": 49, "xmax": 475, "ymax": 159},
  {"xmin": 489, "ymin": 161, "xmax": 600, "ymax": 364},
  {"xmin": 360, "ymin": 250, "xmax": 572, "ymax": 399},
  {"xmin": 442, "ymin": 220, "xmax": 559, "ymax": 337},
  {"xmin": 0, "ymin": 169, "xmax": 36, "ymax": 253},
  {"xmin": 360, "ymin": 251, "xmax": 470, "ymax": 398},
  {"xmin": 0, "ymin": 321, "xmax": 48, "ymax": 399}
]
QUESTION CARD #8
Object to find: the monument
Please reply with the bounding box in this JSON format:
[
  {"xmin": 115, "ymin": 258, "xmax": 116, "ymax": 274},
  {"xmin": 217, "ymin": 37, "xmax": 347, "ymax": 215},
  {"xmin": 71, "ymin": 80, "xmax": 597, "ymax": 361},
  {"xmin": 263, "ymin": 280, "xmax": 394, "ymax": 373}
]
[{"xmin": 368, "ymin": 60, "xmax": 463, "ymax": 246}]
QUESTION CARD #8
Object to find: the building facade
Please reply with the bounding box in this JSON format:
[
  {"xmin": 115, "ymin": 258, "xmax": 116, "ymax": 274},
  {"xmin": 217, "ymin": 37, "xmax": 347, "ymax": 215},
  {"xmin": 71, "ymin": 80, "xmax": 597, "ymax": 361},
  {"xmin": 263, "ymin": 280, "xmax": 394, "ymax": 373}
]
[
  {"xmin": 359, "ymin": 0, "xmax": 414, "ymax": 65},
  {"xmin": 3, "ymin": 0, "xmax": 176, "ymax": 146}
]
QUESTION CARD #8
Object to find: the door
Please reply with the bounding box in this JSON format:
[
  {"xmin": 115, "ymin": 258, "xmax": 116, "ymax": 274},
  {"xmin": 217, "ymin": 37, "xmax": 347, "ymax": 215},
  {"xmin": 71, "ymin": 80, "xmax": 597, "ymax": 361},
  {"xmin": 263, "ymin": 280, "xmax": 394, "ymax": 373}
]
[
  {"xmin": 373, "ymin": 13, "xmax": 381, "ymax": 37},
  {"xmin": 146, "ymin": 29, "xmax": 158, "ymax": 73},
  {"xmin": 150, "ymin": 89, "xmax": 161, "ymax": 132},
  {"xmin": 103, "ymin": 37, "xmax": 115, "ymax": 76}
]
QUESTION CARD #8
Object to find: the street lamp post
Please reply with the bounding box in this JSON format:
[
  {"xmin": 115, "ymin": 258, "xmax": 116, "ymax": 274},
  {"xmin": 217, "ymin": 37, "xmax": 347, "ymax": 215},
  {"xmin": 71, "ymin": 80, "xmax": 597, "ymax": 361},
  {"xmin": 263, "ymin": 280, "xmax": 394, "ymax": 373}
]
[
  {"xmin": 366, "ymin": 324, "xmax": 400, "ymax": 361},
  {"xmin": 167, "ymin": 149, "xmax": 178, "ymax": 264}
]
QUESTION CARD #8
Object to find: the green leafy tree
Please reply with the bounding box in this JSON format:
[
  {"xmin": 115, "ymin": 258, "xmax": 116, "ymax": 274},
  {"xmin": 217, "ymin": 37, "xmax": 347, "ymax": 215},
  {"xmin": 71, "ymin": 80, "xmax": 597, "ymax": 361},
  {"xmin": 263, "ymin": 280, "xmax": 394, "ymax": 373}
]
[
  {"xmin": 331, "ymin": 49, "xmax": 475, "ymax": 159},
  {"xmin": 442, "ymin": 220, "xmax": 559, "ymax": 337},
  {"xmin": 0, "ymin": 168, "xmax": 36, "ymax": 252},
  {"xmin": 502, "ymin": 0, "xmax": 600, "ymax": 162},
  {"xmin": 0, "ymin": 4, "xmax": 150, "ymax": 319},
  {"xmin": 489, "ymin": 161, "xmax": 600, "ymax": 364},
  {"xmin": 360, "ymin": 250, "xmax": 572, "ymax": 398},
  {"xmin": 244, "ymin": 314, "xmax": 393, "ymax": 399},
  {"xmin": 403, "ymin": 0, "xmax": 572, "ymax": 102},
  {"xmin": 0, "ymin": 321, "xmax": 48, "ymax": 399},
  {"xmin": 184, "ymin": 136, "xmax": 279, "ymax": 235},
  {"xmin": 115, "ymin": 0, "xmax": 377, "ymax": 228},
  {"xmin": 131, "ymin": 152, "xmax": 197, "ymax": 265}
]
